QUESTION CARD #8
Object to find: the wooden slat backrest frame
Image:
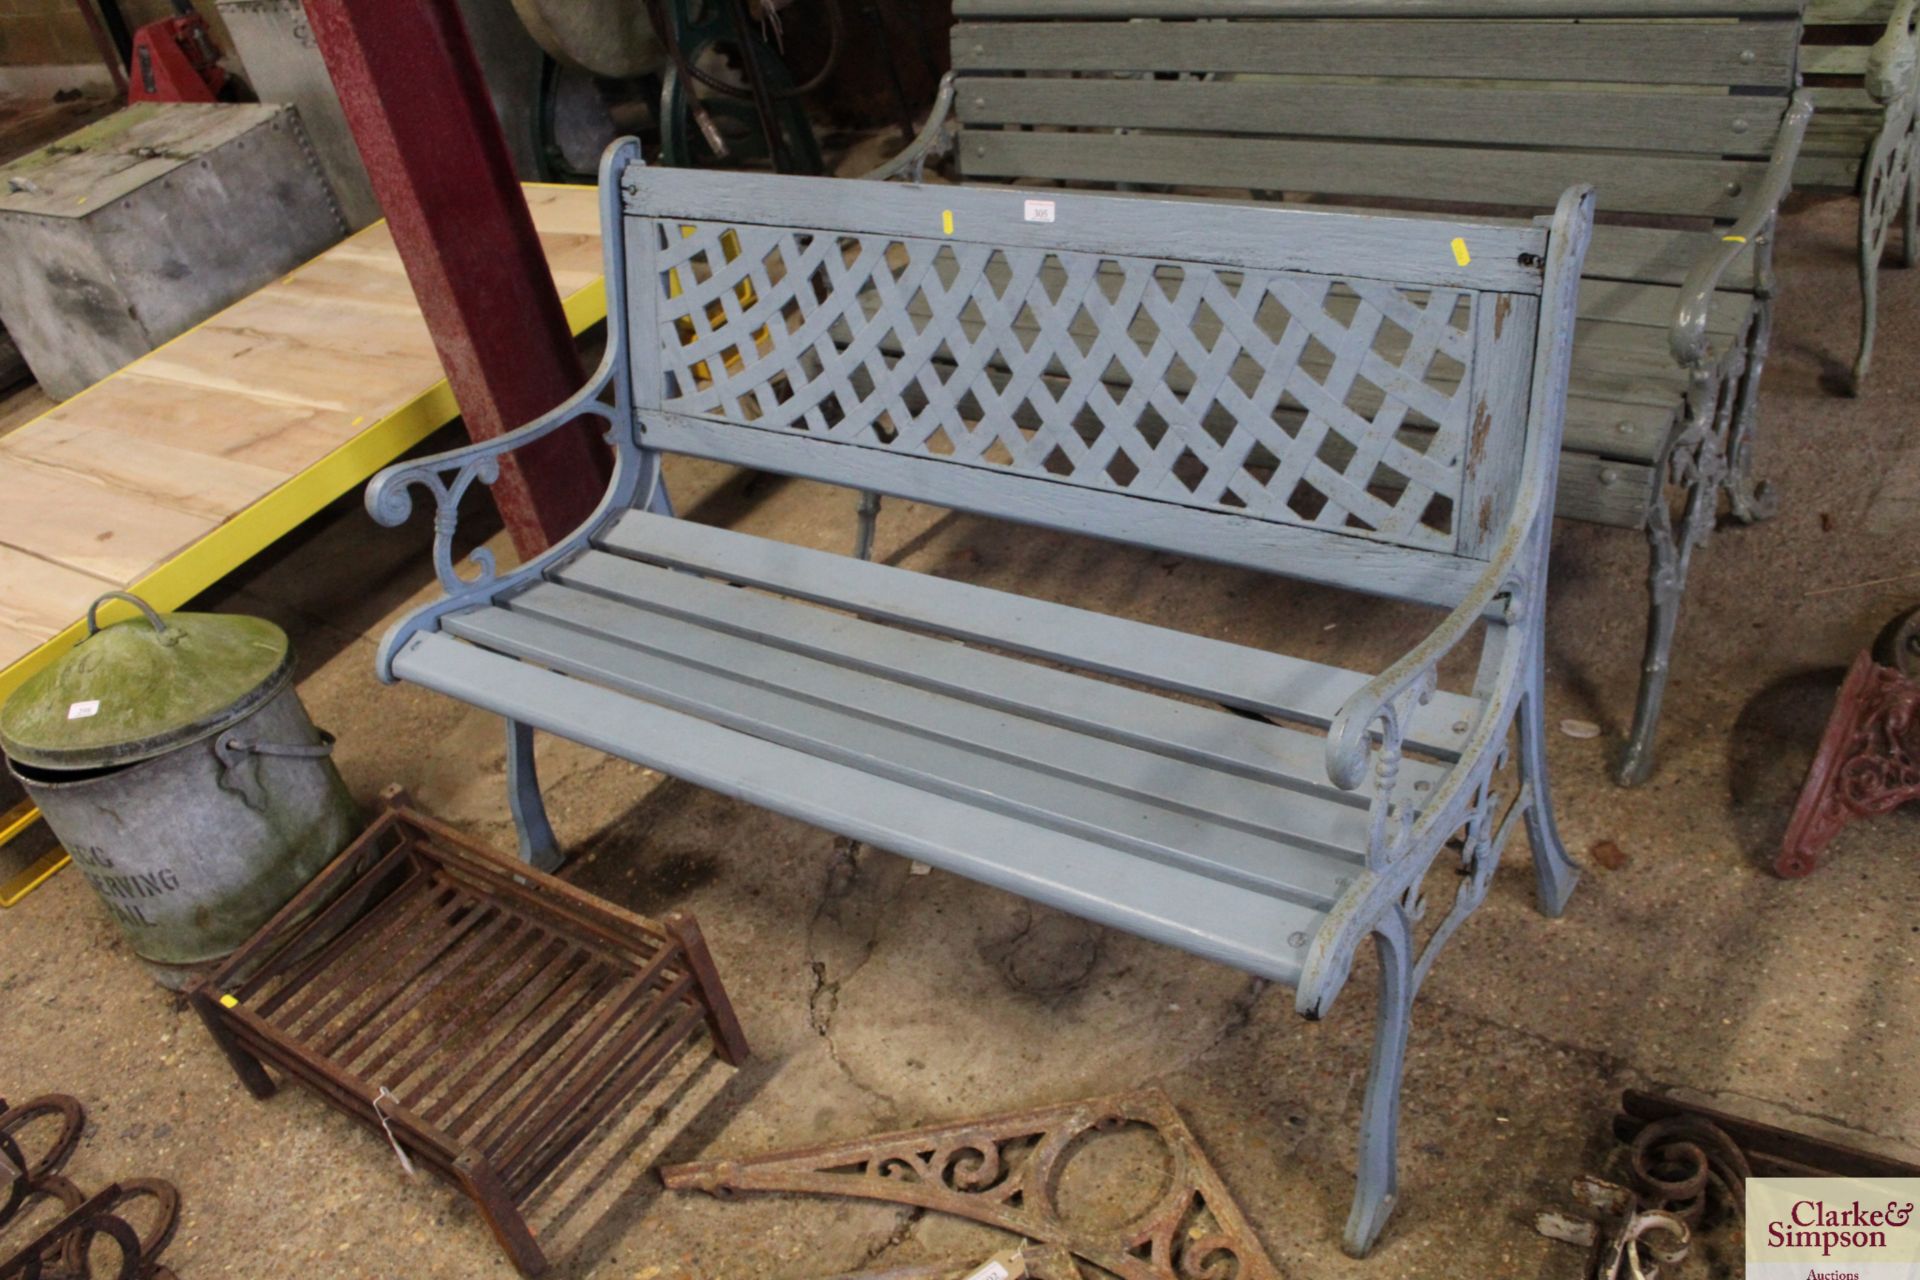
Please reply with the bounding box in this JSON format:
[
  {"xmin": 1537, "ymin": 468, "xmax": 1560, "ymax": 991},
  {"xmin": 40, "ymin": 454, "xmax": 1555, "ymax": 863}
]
[
  {"xmin": 620, "ymin": 167, "xmax": 1548, "ymax": 595},
  {"xmin": 946, "ymin": 3, "xmax": 1800, "ymax": 219}
]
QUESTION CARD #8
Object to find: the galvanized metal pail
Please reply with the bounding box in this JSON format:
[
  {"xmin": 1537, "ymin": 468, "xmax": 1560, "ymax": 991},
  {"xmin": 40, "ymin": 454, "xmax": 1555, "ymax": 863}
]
[{"xmin": 0, "ymin": 592, "xmax": 359, "ymax": 988}]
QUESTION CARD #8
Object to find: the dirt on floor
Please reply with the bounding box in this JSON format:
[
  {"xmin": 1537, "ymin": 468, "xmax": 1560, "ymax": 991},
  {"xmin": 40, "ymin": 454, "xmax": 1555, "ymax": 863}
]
[{"xmin": 3, "ymin": 188, "xmax": 1919, "ymax": 1280}]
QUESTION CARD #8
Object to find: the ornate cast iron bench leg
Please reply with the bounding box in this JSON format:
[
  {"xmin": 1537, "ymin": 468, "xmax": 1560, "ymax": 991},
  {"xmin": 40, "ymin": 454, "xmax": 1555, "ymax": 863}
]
[
  {"xmin": 1520, "ymin": 673, "xmax": 1582, "ymax": 917},
  {"xmin": 1344, "ymin": 903, "xmax": 1417, "ymax": 1257},
  {"xmin": 507, "ymin": 719, "xmax": 561, "ymax": 872}
]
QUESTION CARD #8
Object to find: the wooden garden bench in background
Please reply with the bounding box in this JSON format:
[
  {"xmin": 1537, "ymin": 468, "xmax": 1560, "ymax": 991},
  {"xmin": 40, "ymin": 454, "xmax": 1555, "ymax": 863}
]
[
  {"xmin": 365, "ymin": 142, "xmax": 1595, "ymax": 1256},
  {"xmin": 1796, "ymin": 0, "xmax": 1919, "ymax": 390},
  {"xmin": 880, "ymin": 0, "xmax": 1813, "ymax": 785}
]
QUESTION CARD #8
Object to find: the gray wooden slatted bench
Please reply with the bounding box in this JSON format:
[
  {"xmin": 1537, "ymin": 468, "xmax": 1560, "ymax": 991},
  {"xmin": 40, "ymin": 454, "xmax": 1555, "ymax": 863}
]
[
  {"xmin": 365, "ymin": 143, "xmax": 1595, "ymax": 1256},
  {"xmin": 877, "ymin": 0, "xmax": 1814, "ymax": 786},
  {"xmin": 1797, "ymin": 0, "xmax": 1919, "ymax": 389}
]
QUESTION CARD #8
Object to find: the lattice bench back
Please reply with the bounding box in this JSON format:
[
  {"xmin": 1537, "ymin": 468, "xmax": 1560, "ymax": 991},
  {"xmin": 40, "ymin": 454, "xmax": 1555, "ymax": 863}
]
[
  {"xmin": 620, "ymin": 168, "xmax": 1557, "ymax": 603},
  {"xmin": 947, "ymin": 0, "xmax": 1802, "ymax": 224}
]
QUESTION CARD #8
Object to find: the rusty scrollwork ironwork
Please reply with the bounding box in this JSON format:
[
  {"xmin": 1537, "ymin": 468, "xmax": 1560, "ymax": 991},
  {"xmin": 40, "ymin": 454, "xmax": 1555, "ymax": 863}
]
[
  {"xmin": 1778, "ymin": 615, "xmax": 1920, "ymax": 878},
  {"xmin": 663, "ymin": 1087, "xmax": 1280, "ymax": 1280},
  {"xmin": 0, "ymin": 1096, "xmax": 179, "ymax": 1280}
]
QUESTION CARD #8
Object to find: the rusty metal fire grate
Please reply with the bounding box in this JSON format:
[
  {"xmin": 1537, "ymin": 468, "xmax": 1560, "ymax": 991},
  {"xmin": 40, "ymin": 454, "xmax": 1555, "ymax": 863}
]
[{"xmin": 190, "ymin": 789, "xmax": 747, "ymax": 1276}]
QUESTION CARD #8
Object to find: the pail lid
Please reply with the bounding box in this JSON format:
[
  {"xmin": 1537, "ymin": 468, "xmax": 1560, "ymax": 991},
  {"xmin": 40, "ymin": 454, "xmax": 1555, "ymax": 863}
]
[{"xmin": 0, "ymin": 592, "xmax": 292, "ymax": 771}]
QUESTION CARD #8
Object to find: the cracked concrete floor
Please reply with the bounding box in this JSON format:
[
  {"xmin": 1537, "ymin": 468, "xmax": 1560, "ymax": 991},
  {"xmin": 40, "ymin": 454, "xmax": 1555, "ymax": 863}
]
[{"xmin": 3, "ymin": 190, "xmax": 1920, "ymax": 1279}]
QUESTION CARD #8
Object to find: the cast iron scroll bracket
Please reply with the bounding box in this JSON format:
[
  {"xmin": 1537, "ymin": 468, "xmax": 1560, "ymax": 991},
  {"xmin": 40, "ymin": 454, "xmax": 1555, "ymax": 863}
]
[
  {"xmin": 1777, "ymin": 640, "xmax": 1920, "ymax": 878},
  {"xmin": 661, "ymin": 1086, "xmax": 1279, "ymax": 1280}
]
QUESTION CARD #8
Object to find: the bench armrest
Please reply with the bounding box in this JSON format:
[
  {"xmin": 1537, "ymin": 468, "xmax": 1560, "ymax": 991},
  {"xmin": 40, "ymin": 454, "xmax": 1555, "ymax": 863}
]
[
  {"xmin": 1868, "ymin": 0, "xmax": 1919, "ymax": 106},
  {"xmin": 1669, "ymin": 90, "xmax": 1813, "ymax": 369},
  {"xmin": 1324, "ymin": 185, "xmax": 1594, "ymax": 875},
  {"xmin": 365, "ymin": 376, "xmax": 625, "ymax": 594},
  {"xmin": 858, "ymin": 72, "xmax": 957, "ymax": 183}
]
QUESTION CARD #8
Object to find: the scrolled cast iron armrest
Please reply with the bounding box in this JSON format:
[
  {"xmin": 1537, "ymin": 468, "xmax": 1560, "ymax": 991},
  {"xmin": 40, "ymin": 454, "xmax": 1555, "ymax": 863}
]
[
  {"xmin": 1867, "ymin": 0, "xmax": 1919, "ymax": 106},
  {"xmin": 1670, "ymin": 90, "xmax": 1814, "ymax": 369},
  {"xmin": 859, "ymin": 72, "xmax": 958, "ymax": 183},
  {"xmin": 364, "ymin": 376, "xmax": 619, "ymax": 593},
  {"xmin": 1324, "ymin": 554, "xmax": 1524, "ymax": 796}
]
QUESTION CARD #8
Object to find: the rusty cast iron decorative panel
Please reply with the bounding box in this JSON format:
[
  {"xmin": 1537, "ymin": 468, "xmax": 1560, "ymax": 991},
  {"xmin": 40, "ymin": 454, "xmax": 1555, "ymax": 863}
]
[
  {"xmin": 1777, "ymin": 643, "xmax": 1920, "ymax": 877},
  {"xmin": 663, "ymin": 1087, "xmax": 1279, "ymax": 1280},
  {"xmin": 191, "ymin": 790, "xmax": 749, "ymax": 1276}
]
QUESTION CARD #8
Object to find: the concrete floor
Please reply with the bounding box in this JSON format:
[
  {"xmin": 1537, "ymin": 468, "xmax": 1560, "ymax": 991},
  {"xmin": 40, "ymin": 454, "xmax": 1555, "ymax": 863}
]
[{"xmin": 3, "ymin": 190, "xmax": 1918, "ymax": 1279}]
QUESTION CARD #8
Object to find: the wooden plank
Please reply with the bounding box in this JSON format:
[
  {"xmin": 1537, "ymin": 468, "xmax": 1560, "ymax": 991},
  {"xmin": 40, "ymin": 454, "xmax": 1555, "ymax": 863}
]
[
  {"xmin": 455, "ymin": 597, "xmax": 1371, "ymax": 903},
  {"xmin": 1555, "ymin": 452, "xmax": 1655, "ymax": 527},
  {"xmin": 0, "ymin": 417, "xmax": 287, "ymax": 524},
  {"xmin": 959, "ymin": 76, "xmax": 1783, "ymax": 158},
  {"xmin": 0, "ymin": 446, "xmax": 219, "ymax": 583},
  {"xmin": 960, "ymin": 130, "xmax": 1769, "ymax": 219},
  {"xmin": 1808, "ymin": 85, "xmax": 1882, "ymax": 112},
  {"xmin": 548, "ymin": 550, "xmax": 1449, "ymax": 797},
  {"xmin": 1805, "ymin": 0, "xmax": 1899, "ymax": 22},
  {"xmin": 396, "ymin": 631, "xmax": 1326, "ymax": 986},
  {"xmin": 950, "ymin": 19, "xmax": 1803, "ymax": 88},
  {"xmin": 0, "ymin": 547, "xmax": 114, "ymax": 672},
  {"xmin": 34, "ymin": 376, "xmax": 372, "ymax": 476},
  {"xmin": 626, "ymin": 167, "xmax": 1549, "ymax": 292},
  {"xmin": 958, "ymin": 0, "xmax": 1794, "ymax": 15},
  {"xmin": 1803, "ymin": 45, "xmax": 1871, "ymax": 74},
  {"xmin": 594, "ymin": 509, "xmax": 1490, "ymax": 753},
  {"xmin": 632, "ymin": 412, "xmax": 1489, "ymax": 608}
]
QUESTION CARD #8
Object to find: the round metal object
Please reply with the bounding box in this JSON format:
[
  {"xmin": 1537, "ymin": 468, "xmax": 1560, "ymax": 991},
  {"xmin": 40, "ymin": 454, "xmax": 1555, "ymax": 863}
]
[
  {"xmin": 509, "ymin": 0, "xmax": 664, "ymax": 79},
  {"xmin": 0, "ymin": 1096, "xmax": 85, "ymax": 1188},
  {"xmin": 57, "ymin": 1180, "xmax": 180, "ymax": 1280},
  {"xmin": 0, "ymin": 593, "xmax": 291, "ymax": 771},
  {"xmin": 3, "ymin": 596, "xmax": 358, "ymax": 989}
]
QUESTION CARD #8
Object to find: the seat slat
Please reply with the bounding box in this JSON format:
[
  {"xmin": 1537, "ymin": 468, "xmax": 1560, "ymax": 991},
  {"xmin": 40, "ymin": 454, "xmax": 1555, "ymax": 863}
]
[
  {"xmin": 960, "ymin": 129, "xmax": 1769, "ymax": 220},
  {"xmin": 396, "ymin": 632, "xmax": 1325, "ymax": 986},
  {"xmin": 594, "ymin": 510, "xmax": 1487, "ymax": 757},
  {"xmin": 950, "ymin": 19, "xmax": 1800, "ymax": 88},
  {"xmin": 960, "ymin": 76, "xmax": 1781, "ymax": 159},
  {"xmin": 461, "ymin": 586, "xmax": 1375, "ymax": 903},
  {"xmin": 550, "ymin": 550, "xmax": 1451, "ymax": 799}
]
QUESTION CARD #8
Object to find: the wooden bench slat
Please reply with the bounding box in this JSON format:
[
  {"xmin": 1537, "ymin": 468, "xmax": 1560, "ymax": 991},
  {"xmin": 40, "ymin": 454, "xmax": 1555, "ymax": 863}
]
[
  {"xmin": 594, "ymin": 509, "xmax": 1488, "ymax": 754},
  {"xmin": 549, "ymin": 551, "xmax": 1451, "ymax": 797},
  {"xmin": 950, "ymin": 18, "xmax": 1801, "ymax": 87},
  {"xmin": 1805, "ymin": 0, "xmax": 1899, "ymax": 23},
  {"xmin": 396, "ymin": 631, "xmax": 1326, "ymax": 985},
  {"xmin": 959, "ymin": 76, "xmax": 1782, "ymax": 159},
  {"xmin": 960, "ymin": 129, "xmax": 1770, "ymax": 219},
  {"xmin": 1803, "ymin": 45, "xmax": 1872, "ymax": 74},
  {"xmin": 470, "ymin": 584, "xmax": 1379, "ymax": 900}
]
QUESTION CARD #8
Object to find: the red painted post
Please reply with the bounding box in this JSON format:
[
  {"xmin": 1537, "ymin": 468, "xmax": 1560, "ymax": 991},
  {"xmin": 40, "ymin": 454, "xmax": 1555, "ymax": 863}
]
[{"xmin": 302, "ymin": 0, "xmax": 608, "ymax": 557}]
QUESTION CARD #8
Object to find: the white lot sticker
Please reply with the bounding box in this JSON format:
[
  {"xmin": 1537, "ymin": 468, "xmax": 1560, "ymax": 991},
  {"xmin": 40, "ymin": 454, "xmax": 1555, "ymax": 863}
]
[
  {"xmin": 963, "ymin": 1264, "xmax": 1012, "ymax": 1280},
  {"xmin": 1024, "ymin": 199, "xmax": 1056, "ymax": 224},
  {"xmin": 67, "ymin": 700, "xmax": 100, "ymax": 720}
]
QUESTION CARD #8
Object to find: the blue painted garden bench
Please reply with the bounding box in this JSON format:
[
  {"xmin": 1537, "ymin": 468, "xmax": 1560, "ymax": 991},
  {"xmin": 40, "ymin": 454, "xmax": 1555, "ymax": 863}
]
[{"xmin": 366, "ymin": 143, "xmax": 1594, "ymax": 1256}]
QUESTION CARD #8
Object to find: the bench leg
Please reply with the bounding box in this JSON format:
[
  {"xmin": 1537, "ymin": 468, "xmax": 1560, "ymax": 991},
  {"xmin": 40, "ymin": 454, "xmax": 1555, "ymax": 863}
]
[
  {"xmin": 1903, "ymin": 138, "xmax": 1918, "ymax": 270},
  {"xmin": 1343, "ymin": 903, "xmax": 1415, "ymax": 1258},
  {"xmin": 1518, "ymin": 665, "xmax": 1580, "ymax": 918},
  {"xmin": 1617, "ymin": 426, "xmax": 1716, "ymax": 788},
  {"xmin": 854, "ymin": 491, "xmax": 882, "ymax": 561},
  {"xmin": 506, "ymin": 719, "xmax": 562, "ymax": 873},
  {"xmin": 1724, "ymin": 299, "xmax": 1776, "ymax": 526},
  {"xmin": 1854, "ymin": 193, "xmax": 1884, "ymax": 397}
]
